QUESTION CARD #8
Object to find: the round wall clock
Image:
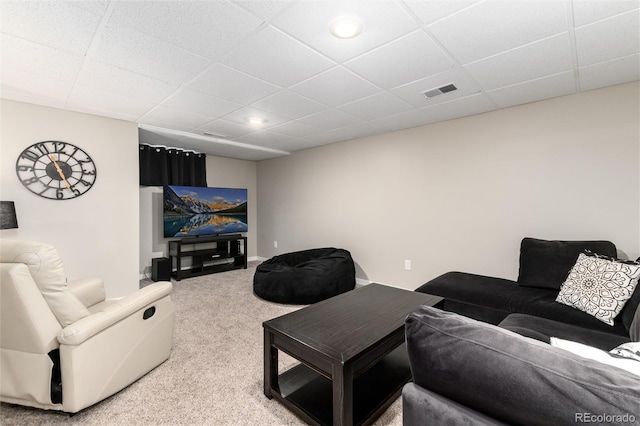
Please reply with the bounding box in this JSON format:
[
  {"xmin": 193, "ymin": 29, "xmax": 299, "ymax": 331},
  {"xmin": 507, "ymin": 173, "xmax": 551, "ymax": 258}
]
[{"xmin": 16, "ymin": 140, "xmax": 97, "ymax": 200}]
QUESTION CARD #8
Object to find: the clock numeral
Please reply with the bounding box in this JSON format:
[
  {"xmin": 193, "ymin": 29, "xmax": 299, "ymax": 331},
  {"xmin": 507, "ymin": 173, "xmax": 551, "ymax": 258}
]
[
  {"xmin": 34, "ymin": 143, "xmax": 50, "ymax": 156},
  {"xmin": 73, "ymin": 188, "xmax": 81, "ymax": 197},
  {"xmin": 21, "ymin": 176, "xmax": 40, "ymax": 185},
  {"xmin": 56, "ymin": 189, "xmax": 65, "ymax": 200},
  {"xmin": 53, "ymin": 141, "xmax": 68, "ymax": 154},
  {"xmin": 21, "ymin": 150, "xmax": 40, "ymax": 162},
  {"xmin": 83, "ymin": 170, "xmax": 96, "ymax": 175},
  {"xmin": 78, "ymin": 158, "xmax": 92, "ymax": 164},
  {"xmin": 79, "ymin": 179, "xmax": 91, "ymax": 187},
  {"xmin": 17, "ymin": 165, "xmax": 33, "ymax": 172}
]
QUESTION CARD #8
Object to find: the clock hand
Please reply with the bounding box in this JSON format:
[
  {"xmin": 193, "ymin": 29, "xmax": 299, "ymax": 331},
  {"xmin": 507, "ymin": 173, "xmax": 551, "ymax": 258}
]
[{"xmin": 49, "ymin": 155, "xmax": 72, "ymax": 190}]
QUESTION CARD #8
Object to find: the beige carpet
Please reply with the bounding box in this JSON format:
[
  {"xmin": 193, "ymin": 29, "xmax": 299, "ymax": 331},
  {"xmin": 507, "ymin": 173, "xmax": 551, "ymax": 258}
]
[{"xmin": 0, "ymin": 261, "xmax": 403, "ymax": 425}]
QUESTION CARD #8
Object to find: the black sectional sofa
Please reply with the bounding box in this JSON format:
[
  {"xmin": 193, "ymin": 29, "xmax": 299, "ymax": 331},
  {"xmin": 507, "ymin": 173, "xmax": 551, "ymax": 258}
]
[
  {"xmin": 415, "ymin": 238, "xmax": 638, "ymax": 350},
  {"xmin": 403, "ymin": 238, "xmax": 640, "ymax": 425}
]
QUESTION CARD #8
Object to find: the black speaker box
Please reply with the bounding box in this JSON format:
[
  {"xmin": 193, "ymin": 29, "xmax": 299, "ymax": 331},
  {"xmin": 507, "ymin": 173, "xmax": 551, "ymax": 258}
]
[{"xmin": 151, "ymin": 257, "xmax": 171, "ymax": 282}]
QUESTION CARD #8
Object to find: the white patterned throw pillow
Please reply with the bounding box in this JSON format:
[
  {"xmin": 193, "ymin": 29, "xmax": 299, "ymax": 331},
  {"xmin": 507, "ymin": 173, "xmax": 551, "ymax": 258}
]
[{"xmin": 556, "ymin": 252, "xmax": 640, "ymax": 325}]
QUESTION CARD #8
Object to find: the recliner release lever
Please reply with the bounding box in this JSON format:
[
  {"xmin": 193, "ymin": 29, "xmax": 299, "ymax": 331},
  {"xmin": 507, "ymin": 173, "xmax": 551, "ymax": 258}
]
[{"xmin": 143, "ymin": 306, "xmax": 156, "ymax": 320}]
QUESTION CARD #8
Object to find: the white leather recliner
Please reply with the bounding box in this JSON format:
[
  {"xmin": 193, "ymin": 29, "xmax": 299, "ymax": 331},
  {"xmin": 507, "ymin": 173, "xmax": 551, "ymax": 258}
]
[{"xmin": 0, "ymin": 240, "xmax": 174, "ymax": 413}]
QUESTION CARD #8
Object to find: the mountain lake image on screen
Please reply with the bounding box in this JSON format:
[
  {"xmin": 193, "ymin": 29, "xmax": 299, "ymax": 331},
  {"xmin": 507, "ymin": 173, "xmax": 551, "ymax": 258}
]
[{"xmin": 163, "ymin": 185, "xmax": 248, "ymax": 238}]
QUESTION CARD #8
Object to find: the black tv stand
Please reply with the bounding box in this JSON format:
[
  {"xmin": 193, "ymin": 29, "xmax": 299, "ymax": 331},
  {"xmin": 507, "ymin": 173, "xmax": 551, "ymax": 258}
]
[{"xmin": 168, "ymin": 235, "xmax": 247, "ymax": 281}]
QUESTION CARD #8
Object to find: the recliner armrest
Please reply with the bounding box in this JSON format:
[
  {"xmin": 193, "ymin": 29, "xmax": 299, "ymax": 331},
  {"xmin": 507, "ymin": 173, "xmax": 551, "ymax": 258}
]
[
  {"xmin": 58, "ymin": 281, "xmax": 172, "ymax": 346},
  {"xmin": 67, "ymin": 277, "xmax": 105, "ymax": 308}
]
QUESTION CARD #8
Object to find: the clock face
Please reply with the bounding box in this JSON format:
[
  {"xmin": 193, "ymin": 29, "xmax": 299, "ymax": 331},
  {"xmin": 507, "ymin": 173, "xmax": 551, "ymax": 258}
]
[{"xmin": 16, "ymin": 141, "xmax": 97, "ymax": 200}]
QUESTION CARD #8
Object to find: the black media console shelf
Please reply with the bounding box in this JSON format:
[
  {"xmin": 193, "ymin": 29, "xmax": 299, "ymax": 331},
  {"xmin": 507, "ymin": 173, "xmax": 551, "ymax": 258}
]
[{"xmin": 168, "ymin": 235, "xmax": 247, "ymax": 281}]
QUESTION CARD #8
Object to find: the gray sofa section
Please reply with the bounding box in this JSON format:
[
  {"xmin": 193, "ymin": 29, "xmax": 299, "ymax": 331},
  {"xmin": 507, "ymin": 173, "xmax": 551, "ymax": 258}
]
[{"xmin": 404, "ymin": 306, "xmax": 640, "ymax": 426}]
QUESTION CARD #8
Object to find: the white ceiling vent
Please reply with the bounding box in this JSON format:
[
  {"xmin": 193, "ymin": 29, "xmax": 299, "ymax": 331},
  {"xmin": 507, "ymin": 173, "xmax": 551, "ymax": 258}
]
[{"xmin": 421, "ymin": 83, "xmax": 458, "ymax": 99}]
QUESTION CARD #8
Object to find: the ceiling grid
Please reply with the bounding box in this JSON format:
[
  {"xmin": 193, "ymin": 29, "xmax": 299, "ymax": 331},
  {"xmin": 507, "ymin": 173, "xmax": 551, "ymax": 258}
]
[{"xmin": 1, "ymin": 0, "xmax": 638, "ymax": 160}]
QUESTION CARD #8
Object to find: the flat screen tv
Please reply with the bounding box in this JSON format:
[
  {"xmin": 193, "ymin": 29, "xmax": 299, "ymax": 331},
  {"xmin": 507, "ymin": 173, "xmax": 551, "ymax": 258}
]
[{"xmin": 163, "ymin": 185, "xmax": 248, "ymax": 238}]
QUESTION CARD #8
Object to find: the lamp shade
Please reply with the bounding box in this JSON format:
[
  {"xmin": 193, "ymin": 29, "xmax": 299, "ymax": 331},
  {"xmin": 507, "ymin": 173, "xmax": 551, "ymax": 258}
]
[{"xmin": 0, "ymin": 201, "xmax": 18, "ymax": 229}]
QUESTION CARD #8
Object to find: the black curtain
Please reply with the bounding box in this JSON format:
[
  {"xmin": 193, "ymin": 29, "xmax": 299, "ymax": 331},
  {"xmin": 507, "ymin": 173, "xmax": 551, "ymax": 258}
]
[{"xmin": 139, "ymin": 144, "xmax": 207, "ymax": 186}]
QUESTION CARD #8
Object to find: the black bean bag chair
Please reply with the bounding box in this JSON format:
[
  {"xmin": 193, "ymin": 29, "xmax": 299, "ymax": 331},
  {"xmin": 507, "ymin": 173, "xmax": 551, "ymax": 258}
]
[{"xmin": 253, "ymin": 247, "xmax": 356, "ymax": 304}]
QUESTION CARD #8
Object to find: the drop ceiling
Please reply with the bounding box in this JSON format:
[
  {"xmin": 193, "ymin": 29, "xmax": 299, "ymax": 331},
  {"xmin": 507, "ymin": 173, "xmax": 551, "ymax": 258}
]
[{"xmin": 1, "ymin": 0, "xmax": 638, "ymax": 161}]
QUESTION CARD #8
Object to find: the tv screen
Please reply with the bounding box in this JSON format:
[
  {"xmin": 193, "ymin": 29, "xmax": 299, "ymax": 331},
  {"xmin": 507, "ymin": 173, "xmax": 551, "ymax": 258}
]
[{"xmin": 163, "ymin": 185, "xmax": 248, "ymax": 238}]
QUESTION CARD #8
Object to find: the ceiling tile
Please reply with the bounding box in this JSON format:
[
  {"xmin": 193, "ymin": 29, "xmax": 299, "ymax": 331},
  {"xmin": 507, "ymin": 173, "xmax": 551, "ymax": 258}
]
[
  {"xmin": 195, "ymin": 119, "xmax": 256, "ymax": 139},
  {"xmin": 465, "ymin": 33, "xmax": 574, "ymax": 91},
  {"xmin": 338, "ymin": 92, "xmax": 413, "ymax": 121},
  {"xmin": 0, "ymin": 86, "xmax": 67, "ymax": 110},
  {"xmin": 421, "ymin": 93, "xmax": 497, "ymax": 122},
  {"xmin": 403, "ymin": 0, "xmax": 481, "ymax": 25},
  {"xmin": 222, "ymin": 26, "xmax": 334, "ymax": 87},
  {"xmin": 75, "ymin": 59, "xmax": 179, "ymax": 104},
  {"xmin": 66, "ymin": 0, "xmax": 110, "ymax": 16},
  {"xmin": 373, "ymin": 109, "xmax": 437, "ymax": 132},
  {"xmin": 162, "ymin": 89, "xmax": 243, "ymax": 118},
  {"xmin": 234, "ymin": 130, "xmax": 297, "ymax": 150},
  {"xmin": 109, "ymin": 1, "xmax": 264, "ymax": 60},
  {"xmin": 572, "ymin": 0, "xmax": 639, "ymax": 27},
  {"xmin": 579, "ymin": 54, "xmax": 640, "ymax": 91},
  {"xmin": 1, "ymin": 67, "xmax": 73, "ymax": 105},
  {"xmin": 272, "ymin": 0, "xmax": 418, "ymax": 63},
  {"xmin": 487, "ymin": 71, "xmax": 576, "ymax": 109},
  {"xmin": 290, "ymin": 66, "xmax": 379, "ymax": 107},
  {"xmin": 67, "ymin": 85, "xmax": 154, "ymax": 121},
  {"xmin": 297, "ymin": 108, "xmax": 364, "ymax": 130},
  {"xmin": 139, "ymin": 105, "xmax": 214, "ymax": 132},
  {"xmin": 220, "ymin": 106, "xmax": 289, "ymax": 130},
  {"xmin": 0, "ymin": 1, "xmax": 101, "ymax": 55},
  {"xmin": 575, "ymin": 10, "xmax": 640, "ymax": 67},
  {"xmin": 186, "ymin": 63, "xmax": 280, "ymax": 105},
  {"xmin": 267, "ymin": 120, "xmax": 323, "ymax": 138},
  {"xmin": 345, "ymin": 30, "xmax": 454, "ymax": 89},
  {"xmin": 233, "ymin": 0, "xmax": 294, "ymax": 21},
  {"xmin": 428, "ymin": 0, "xmax": 568, "ymax": 64},
  {"xmin": 264, "ymin": 138, "xmax": 319, "ymax": 152},
  {"xmin": 1, "ymin": 34, "xmax": 84, "ymax": 82},
  {"xmin": 251, "ymin": 90, "xmax": 326, "ymax": 119},
  {"xmin": 304, "ymin": 120, "xmax": 386, "ymax": 144},
  {"xmin": 90, "ymin": 23, "xmax": 212, "ymax": 85},
  {"xmin": 391, "ymin": 67, "xmax": 482, "ymax": 108}
]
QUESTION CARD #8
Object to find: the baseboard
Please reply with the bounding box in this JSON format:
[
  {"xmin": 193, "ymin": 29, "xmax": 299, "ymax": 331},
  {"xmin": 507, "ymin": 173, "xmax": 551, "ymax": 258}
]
[{"xmin": 356, "ymin": 277, "xmax": 372, "ymax": 286}]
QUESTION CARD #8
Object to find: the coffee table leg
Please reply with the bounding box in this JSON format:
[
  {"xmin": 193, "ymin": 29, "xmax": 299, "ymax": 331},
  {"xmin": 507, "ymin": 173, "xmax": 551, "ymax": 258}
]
[
  {"xmin": 333, "ymin": 362, "xmax": 354, "ymax": 426},
  {"xmin": 264, "ymin": 330, "xmax": 278, "ymax": 398}
]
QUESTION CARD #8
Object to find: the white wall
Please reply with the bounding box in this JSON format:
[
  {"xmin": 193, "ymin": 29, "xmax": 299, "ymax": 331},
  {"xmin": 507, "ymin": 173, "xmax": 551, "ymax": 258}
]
[
  {"xmin": 0, "ymin": 99, "xmax": 140, "ymax": 298},
  {"xmin": 139, "ymin": 154, "xmax": 257, "ymax": 277},
  {"xmin": 257, "ymin": 82, "xmax": 640, "ymax": 290}
]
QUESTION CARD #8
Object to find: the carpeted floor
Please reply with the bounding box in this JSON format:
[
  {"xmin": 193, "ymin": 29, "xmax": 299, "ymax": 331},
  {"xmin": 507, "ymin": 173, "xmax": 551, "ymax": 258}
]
[{"xmin": 0, "ymin": 261, "xmax": 403, "ymax": 425}]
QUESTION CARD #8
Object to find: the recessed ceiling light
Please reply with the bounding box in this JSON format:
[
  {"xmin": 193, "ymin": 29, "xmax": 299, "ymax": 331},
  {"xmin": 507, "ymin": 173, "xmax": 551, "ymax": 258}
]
[
  {"xmin": 248, "ymin": 117, "xmax": 266, "ymax": 126},
  {"xmin": 330, "ymin": 17, "xmax": 363, "ymax": 39}
]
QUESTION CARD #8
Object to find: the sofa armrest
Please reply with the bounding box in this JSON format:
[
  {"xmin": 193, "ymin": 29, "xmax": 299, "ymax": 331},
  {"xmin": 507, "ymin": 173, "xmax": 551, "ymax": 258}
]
[
  {"xmin": 403, "ymin": 383, "xmax": 506, "ymax": 426},
  {"xmin": 406, "ymin": 306, "xmax": 640, "ymax": 425},
  {"xmin": 67, "ymin": 277, "xmax": 105, "ymax": 308},
  {"xmin": 58, "ymin": 281, "xmax": 172, "ymax": 346}
]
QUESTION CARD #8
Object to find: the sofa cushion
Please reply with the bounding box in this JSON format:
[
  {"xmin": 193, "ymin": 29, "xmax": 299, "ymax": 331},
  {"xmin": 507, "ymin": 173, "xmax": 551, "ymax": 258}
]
[
  {"xmin": 406, "ymin": 306, "xmax": 640, "ymax": 425},
  {"xmin": 416, "ymin": 271, "xmax": 629, "ymax": 336},
  {"xmin": 556, "ymin": 252, "xmax": 640, "ymax": 325},
  {"xmin": 550, "ymin": 338, "xmax": 640, "ymax": 377},
  {"xmin": 499, "ymin": 313, "xmax": 630, "ymax": 351},
  {"xmin": 517, "ymin": 238, "xmax": 617, "ymax": 290}
]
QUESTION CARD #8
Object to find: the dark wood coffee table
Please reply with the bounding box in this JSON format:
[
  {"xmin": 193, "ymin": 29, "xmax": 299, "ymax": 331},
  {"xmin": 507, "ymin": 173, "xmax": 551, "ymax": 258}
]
[{"xmin": 263, "ymin": 283, "xmax": 442, "ymax": 426}]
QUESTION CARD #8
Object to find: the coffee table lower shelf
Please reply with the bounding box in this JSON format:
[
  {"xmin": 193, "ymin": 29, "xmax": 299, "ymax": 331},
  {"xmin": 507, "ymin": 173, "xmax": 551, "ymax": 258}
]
[{"xmin": 271, "ymin": 345, "xmax": 411, "ymax": 426}]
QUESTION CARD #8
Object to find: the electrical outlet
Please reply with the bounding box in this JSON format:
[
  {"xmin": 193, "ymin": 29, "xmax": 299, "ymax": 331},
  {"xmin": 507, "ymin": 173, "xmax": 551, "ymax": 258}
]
[
  {"xmin": 404, "ymin": 260, "xmax": 411, "ymax": 271},
  {"xmin": 274, "ymin": 240, "xmax": 278, "ymax": 248}
]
